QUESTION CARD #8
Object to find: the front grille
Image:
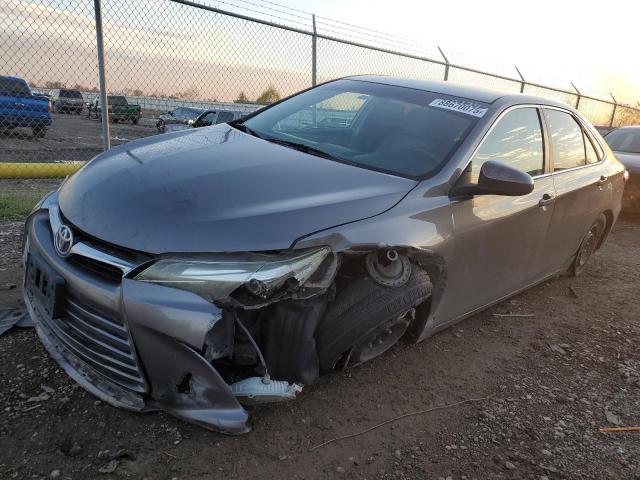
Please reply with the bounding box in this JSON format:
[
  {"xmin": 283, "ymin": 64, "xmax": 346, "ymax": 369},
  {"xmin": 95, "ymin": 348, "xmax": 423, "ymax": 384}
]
[{"xmin": 39, "ymin": 296, "xmax": 147, "ymax": 393}]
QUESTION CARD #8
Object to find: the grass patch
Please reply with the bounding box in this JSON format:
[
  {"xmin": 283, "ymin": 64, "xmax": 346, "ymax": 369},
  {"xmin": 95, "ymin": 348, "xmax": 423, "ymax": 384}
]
[{"xmin": 0, "ymin": 195, "xmax": 41, "ymax": 223}]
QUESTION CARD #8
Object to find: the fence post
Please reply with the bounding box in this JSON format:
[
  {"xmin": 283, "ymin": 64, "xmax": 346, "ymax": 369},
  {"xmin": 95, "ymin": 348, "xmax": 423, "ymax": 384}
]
[
  {"xmin": 311, "ymin": 14, "xmax": 317, "ymax": 87},
  {"xmin": 609, "ymin": 93, "xmax": 617, "ymax": 129},
  {"xmin": 437, "ymin": 46, "xmax": 449, "ymax": 81},
  {"xmin": 94, "ymin": 0, "xmax": 110, "ymax": 150},
  {"xmin": 515, "ymin": 66, "xmax": 525, "ymax": 93},
  {"xmin": 571, "ymin": 82, "xmax": 581, "ymax": 110}
]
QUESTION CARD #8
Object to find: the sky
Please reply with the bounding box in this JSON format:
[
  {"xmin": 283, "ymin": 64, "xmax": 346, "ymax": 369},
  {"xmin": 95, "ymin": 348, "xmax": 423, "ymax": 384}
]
[
  {"xmin": 271, "ymin": 0, "xmax": 640, "ymax": 102},
  {"xmin": 2, "ymin": 0, "xmax": 639, "ymax": 113}
]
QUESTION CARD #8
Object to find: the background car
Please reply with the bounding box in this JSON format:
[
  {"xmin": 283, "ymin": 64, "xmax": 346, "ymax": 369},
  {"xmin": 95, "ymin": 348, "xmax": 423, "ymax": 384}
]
[
  {"xmin": 0, "ymin": 75, "xmax": 51, "ymax": 137},
  {"xmin": 50, "ymin": 88, "xmax": 84, "ymax": 114},
  {"xmin": 189, "ymin": 108, "xmax": 243, "ymax": 128},
  {"xmin": 604, "ymin": 126, "xmax": 640, "ymax": 211},
  {"xmin": 87, "ymin": 95, "xmax": 141, "ymax": 124},
  {"xmin": 156, "ymin": 106, "xmax": 204, "ymax": 133}
]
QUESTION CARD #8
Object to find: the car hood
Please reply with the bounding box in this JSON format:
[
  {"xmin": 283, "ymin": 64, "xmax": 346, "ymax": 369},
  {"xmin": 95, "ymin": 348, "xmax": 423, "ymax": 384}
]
[
  {"xmin": 58, "ymin": 125, "xmax": 416, "ymax": 253},
  {"xmin": 614, "ymin": 151, "xmax": 640, "ymax": 174}
]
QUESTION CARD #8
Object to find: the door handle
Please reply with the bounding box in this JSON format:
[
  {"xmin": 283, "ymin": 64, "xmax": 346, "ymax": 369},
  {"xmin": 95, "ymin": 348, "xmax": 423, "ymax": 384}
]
[
  {"xmin": 538, "ymin": 193, "xmax": 555, "ymax": 208},
  {"xmin": 597, "ymin": 175, "xmax": 608, "ymax": 187}
]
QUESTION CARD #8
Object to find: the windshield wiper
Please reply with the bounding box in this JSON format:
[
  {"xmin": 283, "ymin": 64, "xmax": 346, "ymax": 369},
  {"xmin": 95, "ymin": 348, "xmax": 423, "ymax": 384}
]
[
  {"xmin": 232, "ymin": 122, "xmax": 264, "ymax": 139},
  {"xmin": 262, "ymin": 137, "xmax": 347, "ymax": 162}
]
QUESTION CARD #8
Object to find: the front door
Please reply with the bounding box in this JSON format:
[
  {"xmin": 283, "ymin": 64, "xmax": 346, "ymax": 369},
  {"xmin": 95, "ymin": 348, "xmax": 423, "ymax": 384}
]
[{"xmin": 444, "ymin": 106, "xmax": 555, "ymax": 323}]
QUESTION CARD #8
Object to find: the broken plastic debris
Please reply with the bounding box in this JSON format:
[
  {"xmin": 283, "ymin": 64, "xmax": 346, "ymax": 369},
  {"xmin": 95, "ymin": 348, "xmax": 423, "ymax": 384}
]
[
  {"xmin": 0, "ymin": 308, "xmax": 34, "ymax": 336},
  {"xmin": 230, "ymin": 377, "xmax": 303, "ymax": 404}
]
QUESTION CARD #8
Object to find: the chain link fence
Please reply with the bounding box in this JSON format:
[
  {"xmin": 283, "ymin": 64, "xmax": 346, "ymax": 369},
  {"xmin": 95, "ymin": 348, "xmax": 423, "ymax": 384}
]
[{"xmin": 1, "ymin": 0, "xmax": 640, "ymax": 179}]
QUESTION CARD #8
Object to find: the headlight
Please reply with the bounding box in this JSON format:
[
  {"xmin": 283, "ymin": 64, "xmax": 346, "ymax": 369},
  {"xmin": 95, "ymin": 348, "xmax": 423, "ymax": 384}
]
[{"xmin": 134, "ymin": 247, "xmax": 330, "ymax": 302}]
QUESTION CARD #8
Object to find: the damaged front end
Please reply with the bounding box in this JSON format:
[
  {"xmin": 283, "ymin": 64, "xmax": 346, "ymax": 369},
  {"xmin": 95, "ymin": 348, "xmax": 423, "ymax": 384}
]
[
  {"xmin": 22, "ymin": 201, "xmax": 345, "ymax": 433},
  {"xmin": 128, "ymin": 246, "xmax": 341, "ymax": 430}
]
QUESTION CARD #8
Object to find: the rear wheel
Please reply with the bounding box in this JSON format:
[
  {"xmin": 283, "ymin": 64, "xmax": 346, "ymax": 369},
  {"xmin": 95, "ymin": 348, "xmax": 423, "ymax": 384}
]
[
  {"xmin": 571, "ymin": 213, "xmax": 606, "ymax": 276},
  {"xmin": 316, "ymin": 265, "xmax": 431, "ymax": 373},
  {"xmin": 32, "ymin": 126, "xmax": 46, "ymax": 138},
  {"xmin": 132, "ymin": 117, "xmax": 138, "ymax": 125}
]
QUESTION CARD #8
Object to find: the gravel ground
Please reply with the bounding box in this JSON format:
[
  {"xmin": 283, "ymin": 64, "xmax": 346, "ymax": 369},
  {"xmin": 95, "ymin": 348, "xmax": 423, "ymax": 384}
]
[
  {"xmin": 0, "ymin": 215, "xmax": 639, "ymax": 479},
  {"xmin": 0, "ymin": 111, "xmax": 160, "ymax": 164}
]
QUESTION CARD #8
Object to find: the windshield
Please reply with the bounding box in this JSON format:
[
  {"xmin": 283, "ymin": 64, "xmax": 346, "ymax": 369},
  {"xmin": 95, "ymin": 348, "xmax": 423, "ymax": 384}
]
[
  {"xmin": 108, "ymin": 96, "xmax": 127, "ymax": 106},
  {"xmin": 605, "ymin": 129, "xmax": 640, "ymax": 154},
  {"xmin": 239, "ymin": 79, "xmax": 485, "ymax": 178},
  {"xmin": 0, "ymin": 77, "xmax": 30, "ymax": 97},
  {"xmin": 173, "ymin": 107, "xmax": 203, "ymax": 119}
]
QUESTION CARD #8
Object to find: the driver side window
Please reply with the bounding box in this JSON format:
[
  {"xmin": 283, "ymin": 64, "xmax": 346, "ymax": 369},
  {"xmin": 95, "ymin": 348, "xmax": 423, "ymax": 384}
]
[{"xmin": 470, "ymin": 107, "xmax": 544, "ymax": 182}]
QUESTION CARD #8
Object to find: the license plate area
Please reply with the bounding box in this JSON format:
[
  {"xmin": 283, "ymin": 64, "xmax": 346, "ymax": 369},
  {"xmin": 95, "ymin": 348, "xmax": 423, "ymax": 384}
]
[{"xmin": 25, "ymin": 252, "xmax": 65, "ymax": 320}]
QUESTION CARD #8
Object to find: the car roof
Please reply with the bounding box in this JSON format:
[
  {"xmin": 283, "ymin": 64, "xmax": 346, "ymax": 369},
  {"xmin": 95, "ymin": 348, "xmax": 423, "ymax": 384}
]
[
  {"xmin": 345, "ymin": 75, "xmax": 572, "ymax": 109},
  {"xmin": 610, "ymin": 125, "xmax": 640, "ymax": 132},
  {"xmin": 0, "ymin": 75, "xmax": 27, "ymax": 83}
]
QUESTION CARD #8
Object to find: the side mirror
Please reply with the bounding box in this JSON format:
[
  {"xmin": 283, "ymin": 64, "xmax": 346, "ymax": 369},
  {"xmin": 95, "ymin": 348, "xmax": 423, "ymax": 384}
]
[
  {"xmin": 187, "ymin": 119, "xmax": 195, "ymax": 126},
  {"xmin": 451, "ymin": 160, "xmax": 534, "ymax": 197}
]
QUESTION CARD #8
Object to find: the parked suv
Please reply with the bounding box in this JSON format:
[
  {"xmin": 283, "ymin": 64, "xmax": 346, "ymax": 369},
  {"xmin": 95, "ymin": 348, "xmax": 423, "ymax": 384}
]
[
  {"xmin": 88, "ymin": 95, "xmax": 141, "ymax": 124},
  {"xmin": 0, "ymin": 76, "xmax": 52, "ymax": 137},
  {"xmin": 51, "ymin": 89, "xmax": 84, "ymax": 114}
]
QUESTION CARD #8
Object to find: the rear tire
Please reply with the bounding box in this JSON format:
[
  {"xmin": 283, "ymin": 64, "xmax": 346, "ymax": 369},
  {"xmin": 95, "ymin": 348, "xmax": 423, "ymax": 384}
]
[
  {"xmin": 316, "ymin": 265, "xmax": 431, "ymax": 373},
  {"xmin": 132, "ymin": 117, "xmax": 138, "ymax": 125},
  {"xmin": 570, "ymin": 213, "xmax": 606, "ymax": 276},
  {"xmin": 32, "ymin": 127, "xmax": 46, "ymax": 138}
]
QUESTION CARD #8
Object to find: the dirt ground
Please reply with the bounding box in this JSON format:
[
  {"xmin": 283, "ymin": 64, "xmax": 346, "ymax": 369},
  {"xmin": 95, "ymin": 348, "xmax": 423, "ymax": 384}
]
[
  {"xmin": 1, "ymin": 213, "xmax": 640, "ymax": 480},
  {"xmin": 0, "ymin": 111, "xmax": 160, "ymax": 163}
]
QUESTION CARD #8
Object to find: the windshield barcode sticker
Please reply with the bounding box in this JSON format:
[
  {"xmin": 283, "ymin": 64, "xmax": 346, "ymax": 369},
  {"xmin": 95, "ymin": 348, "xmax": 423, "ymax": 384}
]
[{"xmin": 429, "ymin": 98, "xmax": 488, "ymax": 117}]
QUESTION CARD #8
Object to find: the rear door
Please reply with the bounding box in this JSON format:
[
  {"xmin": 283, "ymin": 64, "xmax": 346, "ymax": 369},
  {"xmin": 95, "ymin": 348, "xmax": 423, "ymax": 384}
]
[
  {"xmin": 447, "ymin": 106, "xmax": 555, "ymax": 321},
  {"xmin": 541, "ymin": 107, "xmax": 610, "ymax": 272}
]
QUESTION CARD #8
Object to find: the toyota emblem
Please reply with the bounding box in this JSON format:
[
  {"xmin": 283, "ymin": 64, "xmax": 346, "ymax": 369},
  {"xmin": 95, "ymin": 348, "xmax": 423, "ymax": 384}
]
[{"xmin": 54, "ymin": 225, "xmax": 74, "ymax": 257}]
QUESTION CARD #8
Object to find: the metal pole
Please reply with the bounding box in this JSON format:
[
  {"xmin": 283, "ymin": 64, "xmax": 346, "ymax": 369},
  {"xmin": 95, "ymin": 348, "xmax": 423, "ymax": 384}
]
[
  {"xmin": 437, "ymin": 46, "xmax": 449, "ymax": 81},
  {"xmin": 609, "ymin": 93, "xmax": 617, "ymax": 129},
  {"xmin": 94, "ymin": 0, "xmax": 110, "ymax": 150},
  {"xmin": 571, "ymin": 82, "xmax": 581, "ymax": 110},
  {"xmin": 515, "ymin": 66, "xmax": 525, "ymax": 93},
  {"xmin": 311, "ymin": 14, "xmax": 317, "ymax": 87}
]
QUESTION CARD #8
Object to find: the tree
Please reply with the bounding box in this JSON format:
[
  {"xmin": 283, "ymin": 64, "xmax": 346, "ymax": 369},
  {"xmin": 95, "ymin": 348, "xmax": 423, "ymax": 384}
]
[
  {"xmin": 256, "ymin": 86, "xmax": 281, "ymax": 105},
  {"xmin": 44, "ymin": 80, "xmax": 66, "ymax": 89},
  {"xmin": 174, "ymin": 87, "xmax": 199, "ymax": 99},
  {"xmin": 234, "ymin": 91, "xmax": 249, "ymax": 103}
]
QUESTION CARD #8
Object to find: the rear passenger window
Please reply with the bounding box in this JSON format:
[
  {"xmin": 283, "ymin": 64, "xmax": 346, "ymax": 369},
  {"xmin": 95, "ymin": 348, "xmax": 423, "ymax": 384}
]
[
  {"xmin": 470, "ymin": 107, "xmax": 544, "ymax": 180},
  {"xmin": 545, "ymin": 109, "xmax": 586, "ymax": 171},
  {"xmin": 585, "ymin": 135, "xmax": 600, "ymax": 164}
]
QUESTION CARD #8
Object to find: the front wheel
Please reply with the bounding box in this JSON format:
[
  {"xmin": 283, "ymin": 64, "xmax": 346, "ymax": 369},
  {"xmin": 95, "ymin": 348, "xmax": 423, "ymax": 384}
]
[
  {"xmin": 570, "ymin": 213, "xmax": 607, "ymax": 276},
  {"xmin": 316, "ymin": 265, "xmax": 431, "ymax": 373}
]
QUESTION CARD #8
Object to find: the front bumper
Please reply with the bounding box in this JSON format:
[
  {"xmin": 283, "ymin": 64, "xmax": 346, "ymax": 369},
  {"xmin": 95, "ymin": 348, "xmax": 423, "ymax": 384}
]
[{"xmin": 23, "ymin": 209, "xmax": 249, "ymax": 434}]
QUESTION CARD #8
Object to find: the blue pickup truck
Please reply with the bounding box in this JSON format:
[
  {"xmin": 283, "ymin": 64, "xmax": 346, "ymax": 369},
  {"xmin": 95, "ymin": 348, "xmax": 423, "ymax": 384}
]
[{"xmin": 0, "ymin": 76, "xmax": 52, "ymax": 137}]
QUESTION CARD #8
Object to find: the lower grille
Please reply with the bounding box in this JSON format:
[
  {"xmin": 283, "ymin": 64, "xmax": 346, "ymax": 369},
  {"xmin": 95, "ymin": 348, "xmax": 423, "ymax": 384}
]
[{"xmin": 39, "ymin": 297, "xmax": 147, "ymax": 393}]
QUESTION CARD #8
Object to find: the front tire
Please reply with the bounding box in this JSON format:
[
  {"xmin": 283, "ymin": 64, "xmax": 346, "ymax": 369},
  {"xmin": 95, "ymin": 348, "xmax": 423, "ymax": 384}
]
[
  {"xmin": 571, "ymin": 213, "xmax": 607, "ymax": 276},
  {"xmin": 316, "ymin": 265, "xmax": 431, "ymax": 373}
]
